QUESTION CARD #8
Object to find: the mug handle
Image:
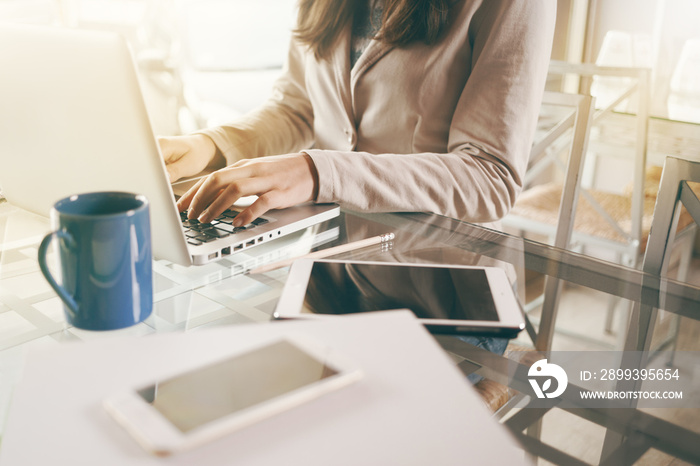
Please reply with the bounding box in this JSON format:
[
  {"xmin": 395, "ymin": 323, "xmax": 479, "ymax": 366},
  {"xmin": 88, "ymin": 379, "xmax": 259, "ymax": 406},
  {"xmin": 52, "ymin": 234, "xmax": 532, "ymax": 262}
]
[{"xmin": 38, "ymin": 229, "xmax": 79, "ymax": 319}]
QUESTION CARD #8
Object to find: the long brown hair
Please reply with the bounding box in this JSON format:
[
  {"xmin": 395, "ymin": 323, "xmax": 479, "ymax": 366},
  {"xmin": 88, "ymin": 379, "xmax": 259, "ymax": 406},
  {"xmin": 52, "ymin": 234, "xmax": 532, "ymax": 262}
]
[{"xmin": 294, "ymin": 0, "xmax": 452, "ymax": 60}]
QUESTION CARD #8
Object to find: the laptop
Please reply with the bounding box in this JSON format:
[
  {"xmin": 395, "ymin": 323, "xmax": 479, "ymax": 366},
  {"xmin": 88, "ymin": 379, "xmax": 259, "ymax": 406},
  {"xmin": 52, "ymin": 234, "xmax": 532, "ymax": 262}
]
[{"xmin": 0, "ymin": 24, "xmax": 339, "ymax": 266}]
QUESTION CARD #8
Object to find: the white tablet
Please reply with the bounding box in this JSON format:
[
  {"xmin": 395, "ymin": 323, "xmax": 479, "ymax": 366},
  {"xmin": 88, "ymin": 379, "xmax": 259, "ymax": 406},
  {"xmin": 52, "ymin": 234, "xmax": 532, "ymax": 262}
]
[
  {"xmin": 274, "ymin": 260, "xmax": 525, "ymax": 337},
  {"xmin": 103, "ymin": 336, "xmax": 362, "ymax": 456}
]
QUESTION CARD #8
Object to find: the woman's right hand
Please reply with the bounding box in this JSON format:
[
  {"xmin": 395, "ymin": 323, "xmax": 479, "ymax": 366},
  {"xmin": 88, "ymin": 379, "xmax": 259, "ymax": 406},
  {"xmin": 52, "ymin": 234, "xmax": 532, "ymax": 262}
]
[{"xmin": 157, "ymin": 134, "xmax": 224, "ymax": 182}]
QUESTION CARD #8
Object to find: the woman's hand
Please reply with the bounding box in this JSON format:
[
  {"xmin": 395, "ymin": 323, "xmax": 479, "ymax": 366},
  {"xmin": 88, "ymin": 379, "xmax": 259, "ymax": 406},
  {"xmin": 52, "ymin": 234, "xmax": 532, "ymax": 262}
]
[
  {"xmin": 158, "ymin": 134, "xmax": 224, "ymax": 182},
  {"xmin": 177, "ymin": 153, "xmax": 320, "ymax": 226}
]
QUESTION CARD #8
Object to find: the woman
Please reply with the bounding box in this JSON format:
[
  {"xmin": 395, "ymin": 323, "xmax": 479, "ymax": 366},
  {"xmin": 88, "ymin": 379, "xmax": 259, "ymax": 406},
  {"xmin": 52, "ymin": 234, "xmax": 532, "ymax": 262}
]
[{"xmin": 161, "ymin": 0, "xmax": 556, "ymax": 228}]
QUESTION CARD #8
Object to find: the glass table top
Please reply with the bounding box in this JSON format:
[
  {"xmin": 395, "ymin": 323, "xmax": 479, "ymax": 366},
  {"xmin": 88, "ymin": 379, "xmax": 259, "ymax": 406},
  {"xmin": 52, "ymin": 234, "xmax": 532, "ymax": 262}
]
[{"xmin": 0, "ymin": 198, "xmax": 698, "ymax": 464}]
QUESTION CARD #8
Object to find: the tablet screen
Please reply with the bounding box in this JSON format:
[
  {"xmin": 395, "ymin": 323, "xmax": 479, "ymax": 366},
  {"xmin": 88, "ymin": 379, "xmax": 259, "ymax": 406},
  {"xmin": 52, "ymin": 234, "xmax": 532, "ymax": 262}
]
[{"xmin": 301, "ymin": 262, "xmax": 499, "ymax": 322}]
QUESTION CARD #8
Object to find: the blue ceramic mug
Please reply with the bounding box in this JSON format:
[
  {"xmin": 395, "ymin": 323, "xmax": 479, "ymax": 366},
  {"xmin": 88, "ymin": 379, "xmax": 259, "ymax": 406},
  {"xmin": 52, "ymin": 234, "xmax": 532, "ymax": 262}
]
[{"xmin": 38, "ymin": 192, "xmax": 153, "ymax": 330}]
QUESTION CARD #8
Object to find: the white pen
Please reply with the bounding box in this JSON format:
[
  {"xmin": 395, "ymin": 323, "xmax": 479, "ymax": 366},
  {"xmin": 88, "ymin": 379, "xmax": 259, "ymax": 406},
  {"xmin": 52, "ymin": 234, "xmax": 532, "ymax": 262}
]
[{"xmin": 249, "ymin": 232, "xmax": 395, "ymax": 274}]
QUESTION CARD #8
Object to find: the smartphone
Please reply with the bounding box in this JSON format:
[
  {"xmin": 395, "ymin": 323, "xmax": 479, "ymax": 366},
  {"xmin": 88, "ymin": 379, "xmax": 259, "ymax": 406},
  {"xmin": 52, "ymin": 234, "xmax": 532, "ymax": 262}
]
[
  {"xmin": 103, "ymin": 336, "xmax": 362, "ymax": 456},
  {"xmin": 274, "ymin": 259, "xmax": 525, "ymax": 337}
]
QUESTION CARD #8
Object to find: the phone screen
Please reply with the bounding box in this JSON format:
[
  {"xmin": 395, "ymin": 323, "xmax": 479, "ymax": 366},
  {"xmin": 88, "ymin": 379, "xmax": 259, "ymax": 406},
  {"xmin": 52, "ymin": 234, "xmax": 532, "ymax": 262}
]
[
  {"xmin": 136, "ymin": 340, "xmax": 337, "ymax": 433},
  {"xmin": 302, "ymin": 262, "xmax": 500, "ymax": 322}
]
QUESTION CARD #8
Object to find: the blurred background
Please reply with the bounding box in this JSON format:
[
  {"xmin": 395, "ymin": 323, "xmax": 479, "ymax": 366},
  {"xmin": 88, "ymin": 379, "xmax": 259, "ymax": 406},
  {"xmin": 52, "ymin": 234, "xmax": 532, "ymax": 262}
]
[
  {"xmin": 0, "ymin": 0, "xmax": 297, "ymax": 136},
  {"xmin": 2, "ymin": 0, "xmax": 699, "ymax": 138},
  {"xmin": 564, "ymin": 0, "xmax": 700, "ymax": 124}
]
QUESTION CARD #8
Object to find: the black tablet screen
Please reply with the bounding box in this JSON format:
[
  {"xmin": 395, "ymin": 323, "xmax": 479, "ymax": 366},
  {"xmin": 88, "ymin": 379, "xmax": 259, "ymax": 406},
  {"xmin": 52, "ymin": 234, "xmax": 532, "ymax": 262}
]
[{"xmin": 302, "ymin": 262, "xmax": 499, "ymax": 322}]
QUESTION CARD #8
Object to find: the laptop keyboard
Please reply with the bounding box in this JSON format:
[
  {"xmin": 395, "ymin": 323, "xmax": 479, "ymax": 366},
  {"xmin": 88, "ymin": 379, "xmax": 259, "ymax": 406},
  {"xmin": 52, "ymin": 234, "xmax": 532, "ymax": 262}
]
[{"xmin": 180, "ymin": 209, "xmax": 269, "ymax": 246}]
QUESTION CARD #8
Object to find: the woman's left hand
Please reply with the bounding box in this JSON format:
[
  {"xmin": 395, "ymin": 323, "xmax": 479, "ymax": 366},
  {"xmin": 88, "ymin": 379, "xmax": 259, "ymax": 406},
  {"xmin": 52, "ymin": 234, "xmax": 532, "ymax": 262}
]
[{"xmin": 178, "ymin": 153, "xmax": 319, "ymax": 226}]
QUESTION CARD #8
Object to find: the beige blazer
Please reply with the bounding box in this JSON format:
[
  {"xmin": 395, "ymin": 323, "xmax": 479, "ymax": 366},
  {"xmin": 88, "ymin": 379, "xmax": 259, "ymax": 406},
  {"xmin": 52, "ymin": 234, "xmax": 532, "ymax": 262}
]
[{"xmin": 201, "ymin": 0, "xmax": 556, "ymax": 223}]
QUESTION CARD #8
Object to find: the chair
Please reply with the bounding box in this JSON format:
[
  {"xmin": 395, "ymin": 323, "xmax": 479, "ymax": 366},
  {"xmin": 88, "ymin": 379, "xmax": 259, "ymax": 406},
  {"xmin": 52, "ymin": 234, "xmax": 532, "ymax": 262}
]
[
  {"xmin": 464, "ymin": 91, "xmax": 595, "ymax": 414},
  {"xmin": 600, "ymin": 155, "xmax": 700, "ymax": 461},
  {"xmin": 624, "ymin": 155, "xmax": 700, "ymax": 353},
  {"xmin": 504, "ymin": 91, "xmax": 595, "ymax": 352},
  {"xmin": 504, "ymin": 62, "xmax": 685, "ymax": 340},
  {"xmin": 508, "ymin": 61, "xmax": 653, "ymax": 266},
  {"xmin": 510, "ymin": 61, "xmax": 653, "ymax": 271}
]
